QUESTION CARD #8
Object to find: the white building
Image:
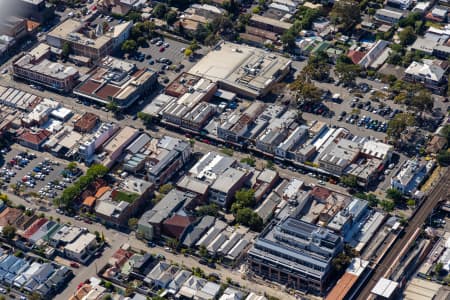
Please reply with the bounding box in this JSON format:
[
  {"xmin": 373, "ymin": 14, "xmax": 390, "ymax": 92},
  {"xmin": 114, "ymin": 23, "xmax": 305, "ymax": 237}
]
[
  {"xmin": 64, "ymin": 233, "xmax": 97, "ymax": 264},
  {"xmin": 78, "ymin": 122, "xmax": 119, "ymax": 163}
]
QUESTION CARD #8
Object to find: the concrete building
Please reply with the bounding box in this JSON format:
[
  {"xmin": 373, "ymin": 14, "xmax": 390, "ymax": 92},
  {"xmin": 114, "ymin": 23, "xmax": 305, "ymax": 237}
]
[
  {"xmin": 46, "ymin": 19, "xmax": 131, "ymax": 60},
  {"xmin": 78, "ymin": 122, "xmax": 119, "ymax": 163},
  {"xmin": 358, "ymin": 40, "xmax": 390, "ymax": 69},
  {"xmin": 64, "ymin": 233, "xmax": 98, "ymax": 264},
  {"xmin": 0, "ymin": 16, "xmax": 27, "ymax": 39},
  {"xmin": 147, "ymin": 136, "xmax": 192, "ymax": 186},
  {"xmin": 249, "ymin": 15, "xmax": 293, "ymax": 34},
  {"xmin": 404, "ymin": 59, "xmax": 447, "ymax": 94},
  {"xmin": 188, "ymin": 42, "xmax": 291, "ymax": 98},
  {"xmin": 209, "ymin": 167, "xmax": 250, "ymax": 207},
  {"xmin": 374, "ymin": 9, "xmax": 404, "ymax": 24},
  {"xmin": 275, "ymin": 125, "xmax": 309, "ymax": 159},
  {"xmin": 161, "ymin": 74, "xmax": 217, "ymax": 131},
  {"xmin": 74, "ymin": 56, "xmax": 157, "ymax": 108},
  {"xmin": 387, "ymin": 0, "xmax": 413, "ymax": 9},
  {"xmin": 12, "ymin": 44, "xmax": 79, "ymax": 93},
  {"xmin": 318, "ymin": 139, "xmax": 360, "ymax": 175},
  {"xmin": 248, "ymin": 217, "xmax": 343, "ymax": 295},
  {"xmin": 102, "ymin": 126, "xmax": 139, "ymax": 168},
  {"xmin": 391, "ymin": 159, "xmax": 433, "ymax": 195}
]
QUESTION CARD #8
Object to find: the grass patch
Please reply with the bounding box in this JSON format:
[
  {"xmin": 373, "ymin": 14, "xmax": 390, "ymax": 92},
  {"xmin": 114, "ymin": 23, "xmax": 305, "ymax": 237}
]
[{"xmin": 113, "ymin": 191, "xmax": 140, "ymax": 203}]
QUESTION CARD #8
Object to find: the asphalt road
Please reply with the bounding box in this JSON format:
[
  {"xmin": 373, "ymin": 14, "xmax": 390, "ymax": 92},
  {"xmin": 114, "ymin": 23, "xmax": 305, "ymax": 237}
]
[{"xmin": 356, "ymin": 167, "xmax": 450, "ymax": 300}]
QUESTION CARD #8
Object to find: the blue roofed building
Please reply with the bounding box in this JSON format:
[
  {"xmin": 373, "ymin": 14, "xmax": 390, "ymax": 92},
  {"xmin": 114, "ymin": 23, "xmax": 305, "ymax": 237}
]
[{"xmin": 247, "ymin": 217, "xmax": 343, "ymax": 295}]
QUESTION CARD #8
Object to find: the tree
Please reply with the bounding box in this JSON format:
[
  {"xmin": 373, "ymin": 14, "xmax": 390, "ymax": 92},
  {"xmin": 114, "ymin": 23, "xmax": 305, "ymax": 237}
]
[
  {"xmin": 410, "ymin": 90, "xmax": 434, "ymax": 116},
  {"xmin": 121, "ymin": 39, "xmax": 137, "ymax": 54},
  {"xmin": 128, "ymin": 218, "xmax": 138, "ymax": 229},
  {"xmin": 159, "ymin": 183, "xmax": 173, "ymax": 195},
  {"xmin": 406, "ymin": 199, "xmax": 416, "ymax": 207},
  {"xmin": 335, "ymin": 56, "xmax": 361, "ymax": 85},
  {"xmin": 197, "ymin": 203, "xmax": 220, "ymax": 217},
  {"xmin": 165, "ymin": 10, "xmax": 178, "ymax": 25},
  {"xmin": 435, "ymin": 262, "xmax": 444, "ymax": 275},
  {"xmin": 2, "ymin": 225, "xmax": 16, "ymax": 240},
  {"xmin": 167, "ymin": 238, "xmax": 179, "ymax": 249},
  {"xmin": 67, "ymin": 162, "xmax": 78, "ymax": 173},
  {"xmin": 290, "ymin": 78, "xmax": 321, "ymax": 104},
  {"xmin": 386, "ymin": 188, "xmax": 404, "ymax": 204},
  {"xmin": 438, "ymin": 150, "xmax": 450, "ymax": 166},
  {"xmin": 28, "ymin": 293, "xmax": 42, "ymax": 300},
  {"xmin": 189, "ymin": 40, "xmax": 200, "ymax": 52},
  {"xmin": 199, "ymin": 245, "xmax": 208, "ymax": 258},
  {"xmin": 62, "ymin": 42, "xmax": 71, "ymax": 58},
  {"xmin": 106, "ymin": 101, "xmax": 120, "ymax": 114},
  {"xmin": 380, "ymin": 199, "xmax": 395, "ymax": 212},
  {"xmin": 398, "ymin": 26, "xmax": 417, "ymax": 46},
  {"xmin": 184, "ymin": 48, "xmax": 193, "ymax": 57},
  {"xmin": 330, "ymin": 0, "xmax": 361, "ymax": 32},
  {"xmin": 153, "ymin": 3, "xmax": 167, "ymax": 19},
  {"xmin": 341, "ymin": 175, "xmax": 358, "ymax": 188},
  {"xmin": 300, "ymin": 52, "xmax": 330, "ymax": 81},
  {"xmin": 240, "ymin": 157, "xmax": 256, "ymax": 167},
  {"xmin": 387, "ymin": 113, "xmax": 415, "ymax": 139},
  {"xmin": 266, "ymin": 161, "xmax": 275, "ymax": 170},
  {"xmin": 137, "ymin": 112, "xmax": 153, "ymax": 126},
  {"xmin": 232, "ymin": 189, "xmax": 255, "ymax": 210},
  {"xmin": 236, "ymin": 208, "xmax": 263, "ymax": 231}
]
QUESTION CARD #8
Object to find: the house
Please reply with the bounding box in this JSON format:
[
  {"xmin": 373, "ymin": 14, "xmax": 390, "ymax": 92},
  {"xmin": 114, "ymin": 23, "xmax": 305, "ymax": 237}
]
[
  {"xmin": 17, "ymin": 128, "xmax": 51, "ymax": 150},
  {"xmin": 220, "ymin": 287, "xmax": 244, "ymax": 300},
  {"xmin": 426, "ymin": 135, "xmax": 448, "ymax": 154},
  {"xmin": 64, "ymin": 233, "xmax": 97, "ymax": 264},
  {"xmin": 182, "ymin": 216, "xmax": 216, "ymax": 248},
  {"xmin": 167, "ymin": 269, "xmax": 192, "ymax": 295},
  {"xmin": 162, "ymin": 214, "xmax": 196, "ymax": 240},
  {"xmin": 374, "ymin": 9, "xmax": 403, "ymax": 24},
  {"xmin": 0, "ymin": 207, "xmax": 22, "ymax": 228},
  {"xmin": 358, "ymin": 40, "xmax": 390, "ymax": 69},
  {"xmin": 404, "ymin": 59, "xmax": 447, "ymax": 94}
]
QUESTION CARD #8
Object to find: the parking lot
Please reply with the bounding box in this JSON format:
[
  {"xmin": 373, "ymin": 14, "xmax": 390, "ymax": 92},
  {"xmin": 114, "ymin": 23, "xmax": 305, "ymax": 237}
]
[
  {"xmin": 2, "ymin": 149, "xmax": 74, "ymax": 202},
  {"xmin": 127, "ymin": 37, "xmax": 206, "ymax": 84}
]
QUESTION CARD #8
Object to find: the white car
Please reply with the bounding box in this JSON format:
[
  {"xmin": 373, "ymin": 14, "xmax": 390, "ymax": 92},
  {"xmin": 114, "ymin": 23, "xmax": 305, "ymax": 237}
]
[{"xmin": 0, "ymin": 288, "xmax": 6, "ymax": 294}]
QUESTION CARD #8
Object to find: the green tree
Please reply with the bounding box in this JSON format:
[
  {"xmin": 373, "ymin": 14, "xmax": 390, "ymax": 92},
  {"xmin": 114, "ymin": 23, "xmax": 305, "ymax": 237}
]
[
  {"xmin": 137, "ymin": 112, "xmax": 153, "ymax": 126},
  {"xmin": 67, "ymin": 162, "xmax": 78, "ymax": 173},
  {"xmin": 158, "ymin": 183, "xmax": 173, "ymax": 195},
  {"xmin": 398, "ymin": 26, "xmax": 417, "ymax": 46},
  {"xmin": 121, "ymin": 39, "xmax": 137, "ymax": 53},
  {"xmin": 387, "ymin": 113, "xmax": 415, "ymax": 139},
  {"xmin": 410, "ymin": 89, "xmax": 434, "ymax": 116},
  {"xmin": 153, "ymin": 3, "xmax": 168, "ymax": 19},
  {"xmin": 236, "ymin": 208, "xmax": 263, "ymax": 231},
  {"xmin": 62, "ymin": 42, "xmax": 71, "ymax": 58},
  {"xmin": 330, "ymin": 0, "xmax": 361, "ymax": 32},
  {"xmin": 341, "ymin": 175, "xmax": 358, "ymax": 188},
  {"xmin": 435, "ymin": 262, "xmax": 444, "ymax": 275},
  {"xmin": 290, "ymin": 78, "xmax": 322, "ymax": 104},
  {"xmin": 266, "ymin": 161, "xmax": 275, "ymax": 170},
  {"xmin": 386, "ymin": 188, "xmax": 404, "ymax": 204},
  {"xmin": 231, "ymin": 188, "xmax": 255, "ymax": 213},
  {"xmin": 240, "ymin": 156, "xmax": 256, "ymax": 167},
  {"xmin": 106, "ymin": 101, "xmax": 120, "ymax": 114},
  {"xmin": 28, "ymin": 293, "xmax": 42, "ymax": 300},
  {"xmin": 167, "ymin": 238, "xmax": 179, "ymax": 249},
  {"xmin": 189, "ymin": 39, "xmax": 200, "ymax": 52},
  {"xmin": 406, "ymin": 199, "xmax": 416, "ymax": 207},
  {"xmin": 438, "ymin": 150, "xmax": 450, "ymax": 166},
  {"xmin": 380, "ymin": 199, "xmax": 395, "ymax": 212},
  {"xmin": 197, "ymin": 204, "xmax": 220, "ymax": 217},
  {"xmin": 199, "ymin": 245, "xmax": 208, "ymax": 258},
  {"xmin": 184, "ymin": 48, "xmax": 193, "ymax": 57},
  {"xmin": 335, "ymin": 55, "xmax": 361, "ymax": 85},
  {"xmin": 128, "ymin": 218, "xmax": 138, "ymax": 230},
  {"xmin": 165, "ymin": 10, "xmax": 178, "ymax": 25},
  {"xmin": 2, "ymin": 225, "xmax": 16, "ymax": 240}
]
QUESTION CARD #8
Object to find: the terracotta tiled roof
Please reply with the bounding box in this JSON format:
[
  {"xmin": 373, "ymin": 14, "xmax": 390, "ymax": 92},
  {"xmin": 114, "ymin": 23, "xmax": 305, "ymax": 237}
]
[
  {"xmin": 18, "ymin": 129, "xmax": 51, "ymax": 145},
  {"xmin": 347, "ymin": 50, "xmax": 366, "ymax": 65},
  {"xmin": 83, "ymin": 196, "xmax": 96, "ymax": 207}
]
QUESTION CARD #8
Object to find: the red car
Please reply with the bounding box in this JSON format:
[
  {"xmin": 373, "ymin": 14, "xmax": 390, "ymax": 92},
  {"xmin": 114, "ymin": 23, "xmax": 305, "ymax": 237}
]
[
  {"xmin": 159, "ymin": 47, "xmax": 165, "ymax": 52},
  {"xmin": 70, "ymin": 262, "xmax": 80, "ymax": 268}
]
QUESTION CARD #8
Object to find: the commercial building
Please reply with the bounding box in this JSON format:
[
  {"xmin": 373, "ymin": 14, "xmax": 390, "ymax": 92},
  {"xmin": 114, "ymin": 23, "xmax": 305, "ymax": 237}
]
[
  {"xmin": 12, "ymin": 44, "xmax": 79, "ymax": 93},
  {"xmin": 248, "ymin": 217, "xmax": 343, "ymax": 295},
  {"xmin": 78, "ymin": 122, "xmax": 119, "ymax": 163},
  {"xmin": 0, "ymin": 16, "xmax": 27, "ymax": 39},
  {"xmin": 387, "ymin": 0, "xmax": 413, "ymax": 9},
  {"xmin": 147, "ymin": 136, "xmax": 192, "ymax": 186},
  {"xmin": 189, "ymin": 42, "xmax": 291, "ymax": 98},
  {"xmin": 74, "ymin": 56, "xmax": 157, "ymax": 108},
  {"xmin": 391, "ymin": 159, "xmax": 434, "ymax": 195},
  {"xmin": 74, "ymin": 112, "xmax": 99, "ymax": 133},
  {"xmin": 46, "ymin": 19, "xmax": 131, "ymax": 60},
  {"xmin": 319, "ymin": 139, "xmax": 360, "ymax": 175},
  {"xmin": 358, "ymin": 40, "xmax": 390, "ymax": 69},
  {"xmin": 161, "ymin": 74, "xmax": 217, "ymax": 131},
  {"xmin": 102, "ymin": 126, "xmax": 139, "ymax": 168}
]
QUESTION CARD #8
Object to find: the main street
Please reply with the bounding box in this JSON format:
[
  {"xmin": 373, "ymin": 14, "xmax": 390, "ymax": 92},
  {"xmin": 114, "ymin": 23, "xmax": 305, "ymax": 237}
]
[{"xmin": 357, "ymin": 167, "xmax": 450, "ymax": 300}]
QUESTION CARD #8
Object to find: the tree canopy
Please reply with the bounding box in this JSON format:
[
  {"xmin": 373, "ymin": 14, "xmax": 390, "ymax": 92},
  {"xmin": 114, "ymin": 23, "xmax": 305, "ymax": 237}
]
[{"xmin": 330, "ymin": 0, "xmax": 361, "ymax": 32}]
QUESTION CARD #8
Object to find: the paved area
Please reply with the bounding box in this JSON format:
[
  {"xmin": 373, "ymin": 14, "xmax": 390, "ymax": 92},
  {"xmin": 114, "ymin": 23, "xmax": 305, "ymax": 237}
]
[{"xmin": 2, "ymin": 147, "xmax": 70, "ymax": 201}]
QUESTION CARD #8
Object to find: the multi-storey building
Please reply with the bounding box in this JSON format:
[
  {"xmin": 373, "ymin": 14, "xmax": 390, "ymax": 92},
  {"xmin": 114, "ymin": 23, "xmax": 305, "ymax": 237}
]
[{"xmin": 248, "ymin": 217, "xmax": 343, "ymax": 295}]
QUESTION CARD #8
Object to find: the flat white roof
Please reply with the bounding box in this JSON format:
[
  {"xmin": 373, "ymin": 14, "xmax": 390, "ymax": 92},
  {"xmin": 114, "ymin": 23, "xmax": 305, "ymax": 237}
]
[{"xmin": 371, "ymin": 278, "xmax": 398, "ymax": 298}]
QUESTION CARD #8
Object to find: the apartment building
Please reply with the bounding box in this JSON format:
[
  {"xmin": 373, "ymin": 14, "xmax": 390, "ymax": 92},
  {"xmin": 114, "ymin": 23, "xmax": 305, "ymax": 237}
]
[
  {"xmin": 248, "ymin": 217, "xmax": 343, "ymax": 295},
  {"xmin": 404, "ymin": 59, "xmax": 447, "ymax": 94}
]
